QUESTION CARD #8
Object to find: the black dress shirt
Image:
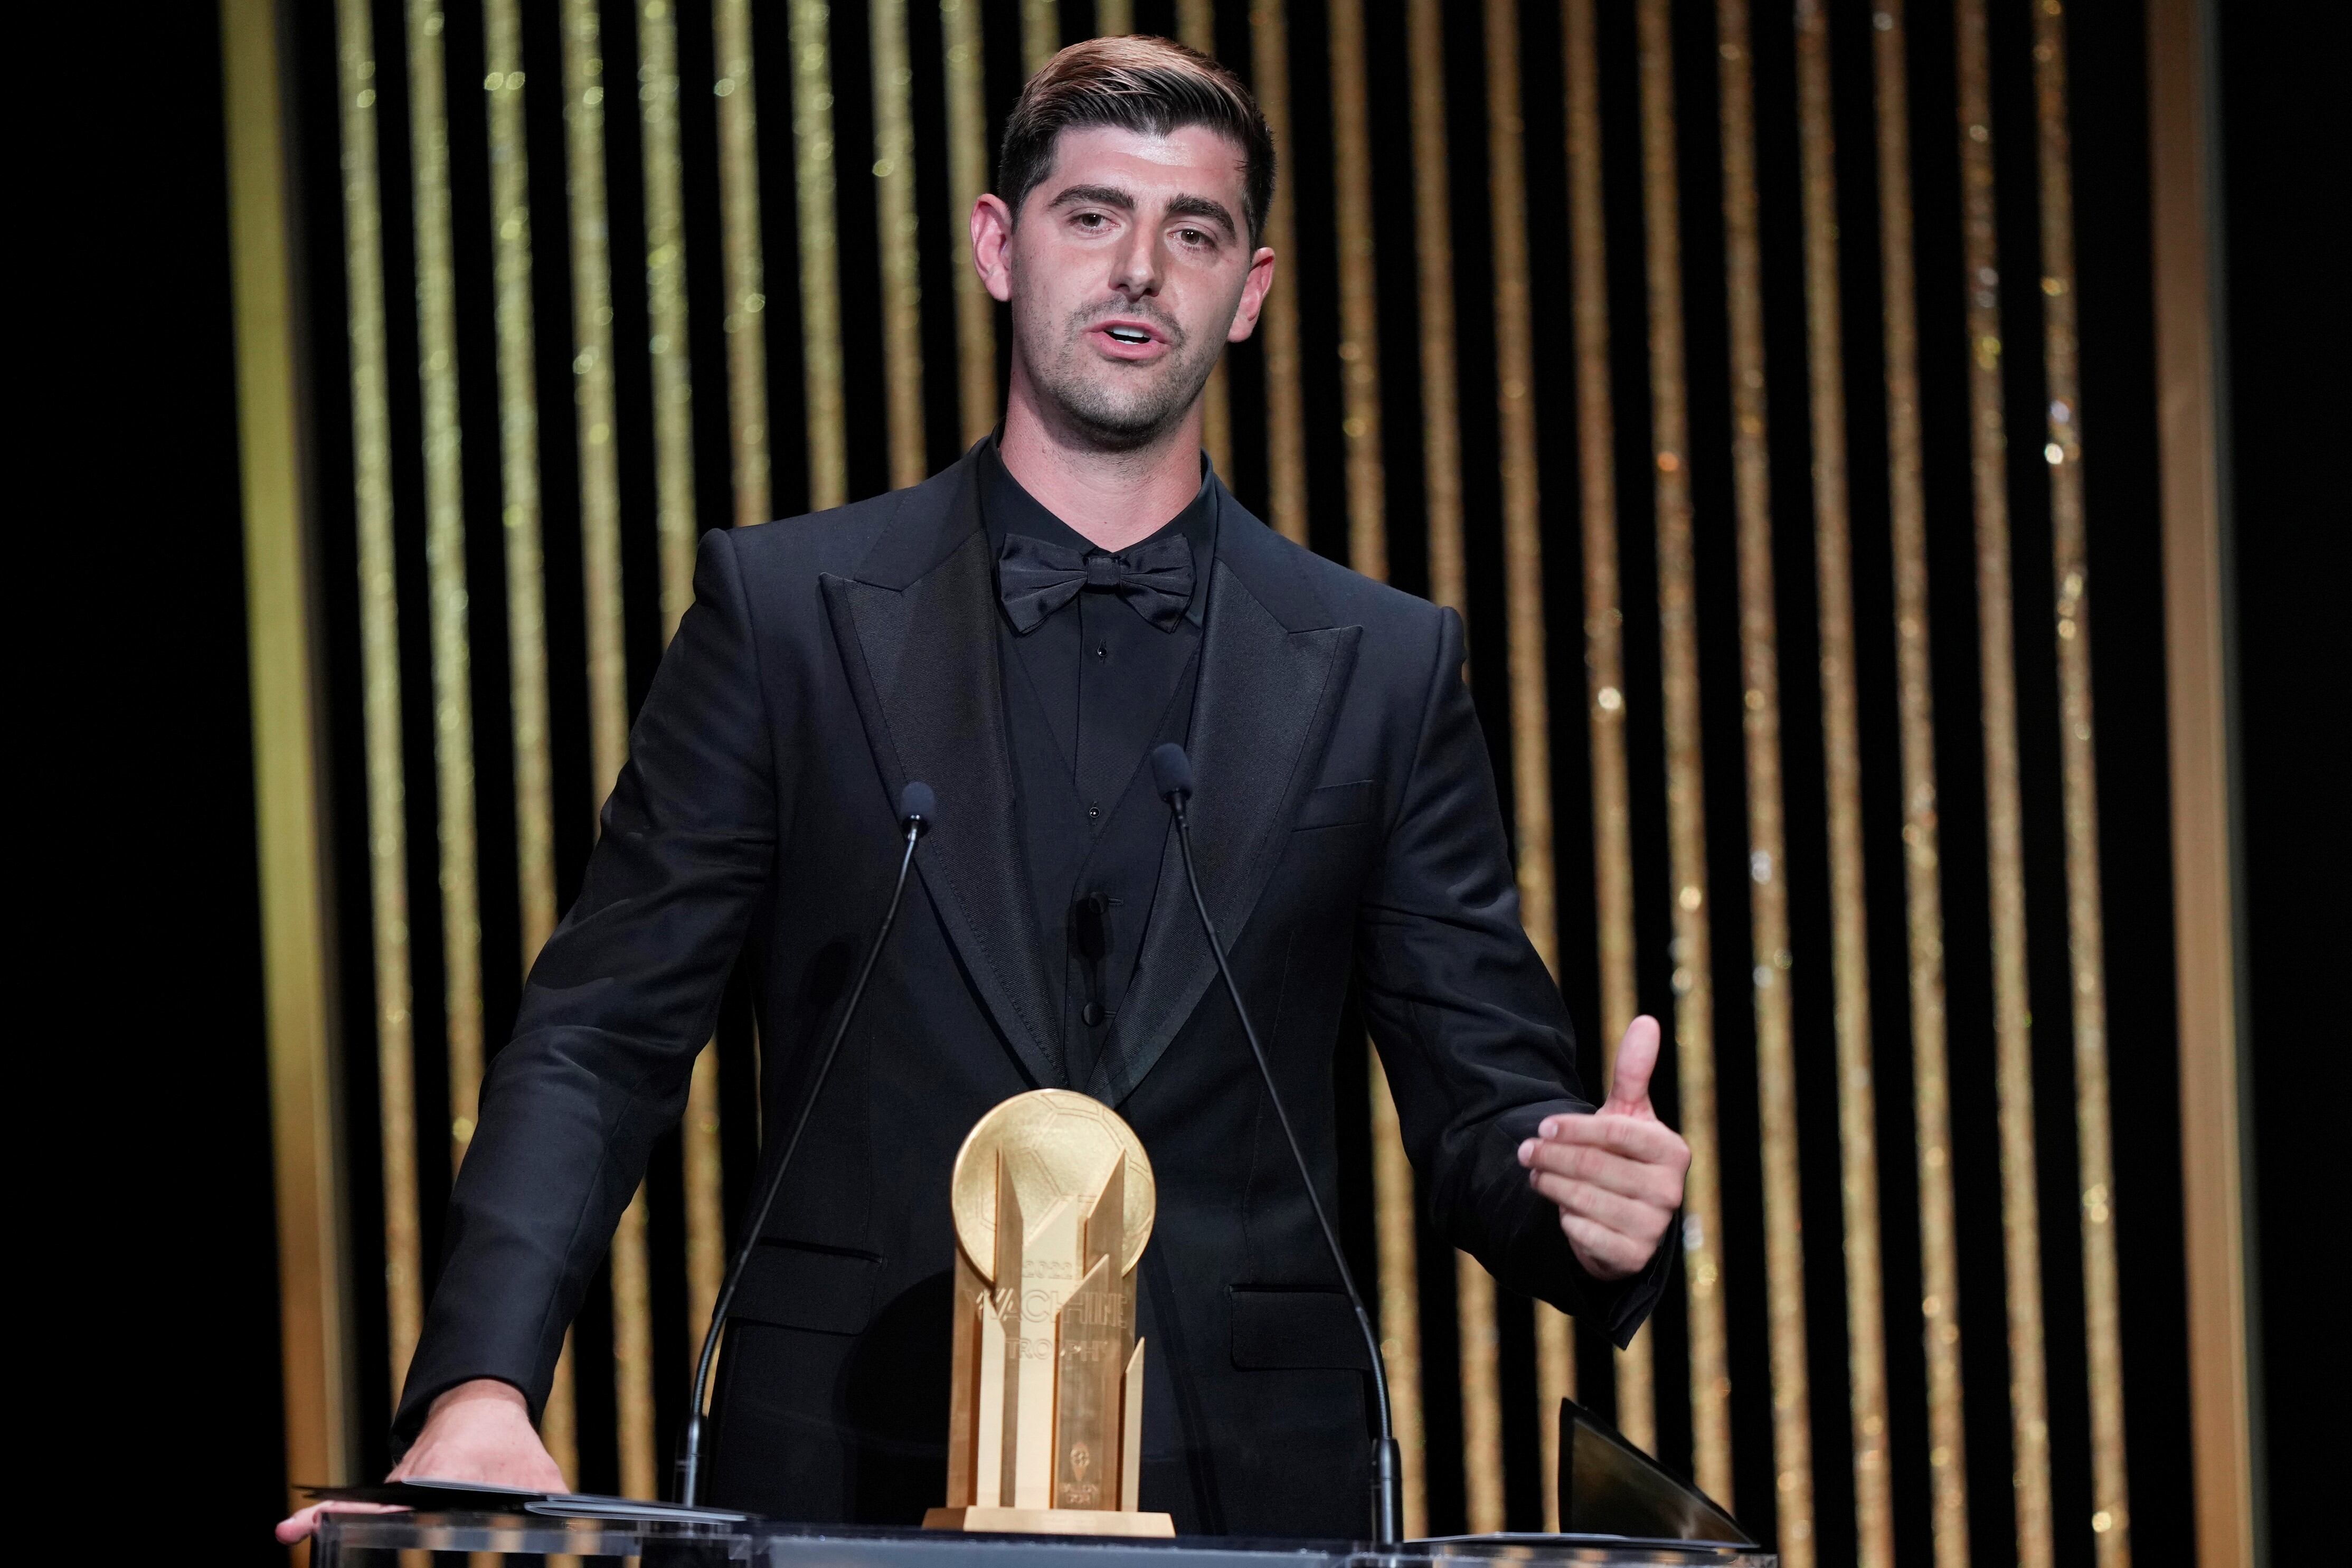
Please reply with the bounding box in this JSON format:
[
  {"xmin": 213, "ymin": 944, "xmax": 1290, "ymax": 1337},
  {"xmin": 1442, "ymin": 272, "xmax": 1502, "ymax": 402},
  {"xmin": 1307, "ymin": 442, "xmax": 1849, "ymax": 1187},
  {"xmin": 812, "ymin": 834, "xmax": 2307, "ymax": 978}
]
[{"xmin": 981, "ymin": 440, "xmax": 1217, "ymax": 1087}]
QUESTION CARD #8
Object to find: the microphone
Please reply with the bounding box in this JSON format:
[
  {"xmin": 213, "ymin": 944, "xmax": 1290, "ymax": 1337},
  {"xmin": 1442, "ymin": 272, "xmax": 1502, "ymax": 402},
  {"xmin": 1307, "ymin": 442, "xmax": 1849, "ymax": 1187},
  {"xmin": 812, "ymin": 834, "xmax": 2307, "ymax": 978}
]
[
  {"xmin": 1150, "ymin": 743, "xmax": 1404, "ymax": 1546},
  {"xmin": 673, "ymin": 780, "xmax": 937, "ymax": 1507}
]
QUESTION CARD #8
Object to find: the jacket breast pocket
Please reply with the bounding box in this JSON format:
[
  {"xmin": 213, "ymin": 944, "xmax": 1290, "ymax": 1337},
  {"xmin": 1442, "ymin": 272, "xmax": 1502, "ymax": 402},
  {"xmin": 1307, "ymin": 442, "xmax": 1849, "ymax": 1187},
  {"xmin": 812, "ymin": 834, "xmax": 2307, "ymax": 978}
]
[
  {"xmin": 729, "ymin": 1239, "xmax": 882, "ymax": 1335},
  {"xmin": 1229, "ymin": 1286, "xmax": 1374, "ymax": 1370},
  {"xmin": 1293, "ymin": 779, "xmax": 1377, "ymax": 833}
]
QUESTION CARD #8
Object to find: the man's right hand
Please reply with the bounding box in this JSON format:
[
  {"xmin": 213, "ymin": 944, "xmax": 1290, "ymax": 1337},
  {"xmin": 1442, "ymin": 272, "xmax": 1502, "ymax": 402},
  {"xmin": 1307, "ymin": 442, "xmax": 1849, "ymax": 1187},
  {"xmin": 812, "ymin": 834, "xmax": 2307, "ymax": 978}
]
[{"xmin": 273, "ymin": 1378, "xmax": 566, "ymax": 1544}]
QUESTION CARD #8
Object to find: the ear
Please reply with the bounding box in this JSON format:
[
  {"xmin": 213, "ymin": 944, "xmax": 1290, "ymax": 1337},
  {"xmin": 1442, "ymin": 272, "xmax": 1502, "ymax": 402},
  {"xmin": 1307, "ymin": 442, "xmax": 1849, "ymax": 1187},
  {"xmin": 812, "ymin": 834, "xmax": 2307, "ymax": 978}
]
[
  {"xmin": 971, "ymin": 193, "xmax": 1016, "ymax": 306},
  {"xmin": 1225, "ymin": 247, "xmax": 1277, "ymax": 344}
]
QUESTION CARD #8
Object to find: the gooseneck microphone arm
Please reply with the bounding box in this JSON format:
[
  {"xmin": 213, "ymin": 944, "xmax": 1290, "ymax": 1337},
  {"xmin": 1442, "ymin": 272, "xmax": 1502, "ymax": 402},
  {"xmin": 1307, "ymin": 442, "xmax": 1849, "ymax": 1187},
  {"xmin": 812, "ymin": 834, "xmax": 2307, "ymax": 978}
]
[
  {"xmin": 672, "ymin": 781, "xmax": 937, "ymax": 1508},
  {"xmin": 1150, "ymin": 744, "xmax": 1403, "ymax": 1547}
]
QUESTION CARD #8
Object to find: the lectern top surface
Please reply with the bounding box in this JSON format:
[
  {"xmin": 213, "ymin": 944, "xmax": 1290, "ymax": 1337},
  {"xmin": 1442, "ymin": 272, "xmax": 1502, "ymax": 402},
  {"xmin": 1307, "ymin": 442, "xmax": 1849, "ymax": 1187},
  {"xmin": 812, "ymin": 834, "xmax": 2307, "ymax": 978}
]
[{"xmin": 311, "ymin": 1512, "xmax": 1778, "ymax": 1567}]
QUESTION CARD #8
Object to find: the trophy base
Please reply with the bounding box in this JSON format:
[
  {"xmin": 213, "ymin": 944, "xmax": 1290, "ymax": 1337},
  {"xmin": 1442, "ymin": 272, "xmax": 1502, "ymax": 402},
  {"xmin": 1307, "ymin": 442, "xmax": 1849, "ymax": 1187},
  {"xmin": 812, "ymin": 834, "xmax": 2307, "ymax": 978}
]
[{"xmin": 922, "ymin": 1507, "xmax": 1176, "ymax": 1538}]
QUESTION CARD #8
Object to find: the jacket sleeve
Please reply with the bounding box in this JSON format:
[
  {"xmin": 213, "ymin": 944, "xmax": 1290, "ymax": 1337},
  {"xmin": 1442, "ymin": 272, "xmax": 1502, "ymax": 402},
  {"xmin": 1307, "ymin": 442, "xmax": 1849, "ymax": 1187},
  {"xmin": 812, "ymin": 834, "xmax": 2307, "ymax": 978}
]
[
  {"xmin": 392, "ymin": 529, "xmax": 779, "ymax": 1449},
  {"xmin": 1354, "ymin": 607, "xmax": 1672, "ymax": 1346}
]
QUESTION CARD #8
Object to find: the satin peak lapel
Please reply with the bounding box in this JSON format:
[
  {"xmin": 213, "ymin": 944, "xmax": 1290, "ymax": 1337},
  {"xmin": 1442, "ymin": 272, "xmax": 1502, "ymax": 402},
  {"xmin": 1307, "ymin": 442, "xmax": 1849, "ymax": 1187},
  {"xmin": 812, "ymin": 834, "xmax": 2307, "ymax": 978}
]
[
  {"xmin": 1087, "ymin": 558, "xmax": 1362, "ymax": 1104},
  {"xmin": 820, "ymin": 528, "xmax": 1064, "ymax": 1090}
]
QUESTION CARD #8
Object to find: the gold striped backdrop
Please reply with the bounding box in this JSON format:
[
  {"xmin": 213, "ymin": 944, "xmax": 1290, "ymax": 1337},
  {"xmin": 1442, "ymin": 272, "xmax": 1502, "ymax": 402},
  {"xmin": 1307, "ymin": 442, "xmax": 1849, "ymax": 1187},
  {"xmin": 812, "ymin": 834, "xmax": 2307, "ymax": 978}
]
[{"xmin": 279, "ymin": 0, "xmax": 2139, "ymax": 1556}]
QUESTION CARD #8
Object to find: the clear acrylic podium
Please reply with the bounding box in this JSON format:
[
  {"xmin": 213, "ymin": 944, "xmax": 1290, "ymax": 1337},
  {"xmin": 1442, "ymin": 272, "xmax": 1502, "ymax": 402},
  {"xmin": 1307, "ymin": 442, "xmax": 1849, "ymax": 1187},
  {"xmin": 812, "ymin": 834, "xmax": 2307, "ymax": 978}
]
[
  {"xmin": 310, "ymin": 1402, "xmax": 1771, "ymax": 1565},
  {"xmin": 313, "ymin": 1512, "xmax": 1776, "ymax": 1566}
]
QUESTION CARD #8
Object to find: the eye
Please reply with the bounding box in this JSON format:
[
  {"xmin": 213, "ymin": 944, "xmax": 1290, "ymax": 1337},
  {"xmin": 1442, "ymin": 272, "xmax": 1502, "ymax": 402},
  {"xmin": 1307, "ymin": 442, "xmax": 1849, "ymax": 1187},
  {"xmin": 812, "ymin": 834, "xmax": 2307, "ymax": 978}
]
[{"xmin": 1071, "ymin": 210, "xmax": 1110, "ymax": 231}]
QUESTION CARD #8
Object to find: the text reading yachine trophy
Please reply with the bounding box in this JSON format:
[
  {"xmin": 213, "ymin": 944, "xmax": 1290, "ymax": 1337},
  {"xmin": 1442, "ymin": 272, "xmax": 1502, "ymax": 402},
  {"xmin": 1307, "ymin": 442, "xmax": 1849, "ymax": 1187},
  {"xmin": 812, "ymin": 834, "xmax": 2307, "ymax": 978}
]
[{"xmin": 923, "ymin": 1089, "xmax": 1175, "ymax": 1537}]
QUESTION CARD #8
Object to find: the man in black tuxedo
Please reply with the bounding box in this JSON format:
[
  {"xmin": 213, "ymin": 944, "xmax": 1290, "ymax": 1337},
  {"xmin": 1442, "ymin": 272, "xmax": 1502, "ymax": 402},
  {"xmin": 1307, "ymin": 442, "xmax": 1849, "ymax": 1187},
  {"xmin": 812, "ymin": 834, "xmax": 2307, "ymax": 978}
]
[{"xmin": 293, "ymin": 35, "xmax": 1690, "ymax": 1542}]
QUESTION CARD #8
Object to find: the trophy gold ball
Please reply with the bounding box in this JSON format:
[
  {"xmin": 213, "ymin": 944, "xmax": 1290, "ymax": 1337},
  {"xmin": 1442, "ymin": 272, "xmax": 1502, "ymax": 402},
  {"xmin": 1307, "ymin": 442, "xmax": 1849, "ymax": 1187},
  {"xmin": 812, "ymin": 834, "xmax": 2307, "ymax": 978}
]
[{"xmin": 923, "ymin": 1090, "xmax": 1175, "ymax": 1537}]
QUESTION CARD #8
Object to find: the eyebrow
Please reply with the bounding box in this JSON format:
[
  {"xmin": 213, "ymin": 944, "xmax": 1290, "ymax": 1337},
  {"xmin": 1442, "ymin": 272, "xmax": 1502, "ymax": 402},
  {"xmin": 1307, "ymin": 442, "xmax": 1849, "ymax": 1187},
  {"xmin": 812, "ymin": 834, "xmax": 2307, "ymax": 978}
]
[
  {"xmin": 1047, "ymin": 183, "xmax": 1240, "ymax": 241},
  {"xmin": 1163, "ymin": 194, "xmax": 1240, "ymax": 238}
]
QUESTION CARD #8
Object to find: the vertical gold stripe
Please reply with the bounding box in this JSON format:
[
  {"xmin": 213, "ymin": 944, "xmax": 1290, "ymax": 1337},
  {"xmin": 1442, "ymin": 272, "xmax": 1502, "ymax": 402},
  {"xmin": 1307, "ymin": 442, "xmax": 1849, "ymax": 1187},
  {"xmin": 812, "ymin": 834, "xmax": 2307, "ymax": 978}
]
[
  {"xmin": 634, "ymin": 0, "xmax": 726, "ymax": 1461},
  {"xmin": 231, "ymin": 0, "xmax": 357, "ymax": 1488},
  {"xmin": 1483, "ymin": 0, "xmax": 1552, "ymax": 999},
  {"xmin": 560, "ymin": 0, "xmax": 629, "ymax": 811},
  {"xmin": 1023, "ymin": 0, "xmax": 1060, "ymax": 72},
  {"xmin": 1325, "ymin": 3, "xmax": 1423, "ymax": 1528},
  {"xmin": 329, "ymin": 0, "xmax": 423, "ymax": 1409},
  {"xmin": 2036, "ymin": 4, "xmax": 2131, "ymax": 1559},
  {"xmin": 1456, "ymin": 1252, "xmax": 1506, "ymax": 1534},
  {"xmin": 1176, "ymin": 0, "xmax": 1216, "ymax": 48},
  {"xmin": 561, "ymin": 0, "xmax": 632, "ymax": 1495},
  {"xmin": 1486, "ymin": 0, "xmax": 1580, "ymax": 1523},
  {"xmin": 791, "ymin": 1, "xmax": 848, "ymax": 509},
  {"xmin": 1402, "ymin": 0, "xmax": 1461, "ymax": 1527},
  {"xmin": 1174, "ymin": 2, "xmax": 1232, "ymax": 478},
  {"xmin": 1093, "ymin": 0, "xmax": 1134, "ymax": 36},
  {"xmin": 715, "ymin": 0, "xmax": 774, "ymax": 527},
  {"xmin": 1869, "ymin": 6, "xmax": 1972, "ymax": 1561},
  {"xmin": 871, "ymin": 0, "xmax": 928, "ymax": 488},
  {"xmin": 2154, "ymin": 0, "xmax": 2257, "ymax": 1542},
  {"xmin": 482, "ymin": 0, "xmax": 576, "ymax": 1480},
  {"xmin": 541, "ymin": 1335, "xmax": 580, "ymax": 1490},
  {"xmin": 1328, "ymin": 0, "xmax": 1383, "ymax": 586},
  {"xmin": 610, "ymin": 1186, "xmax": 657, "ymax": 1497},
  {"xmin": 1716, "ymin": 0, "xmax": 1811, "ymax": 1554},
  {"xmin": 1954, "ymin": 7, "xmax": 2054, "ymax": 1564},
  {"xmin": 676, "ymin": 125, "xmax": 725, "ymax": 1328},
  {"xmin": 1406, "ymin": 0, "xmax": 1464, "ymax": 625},
  {"xmin": 484, "ymin": 0, "xmax": 552, "ymax": 1066},
  {"xmin": 405, "ymin": 0, "xmax": 488, "ymax": 1177},
  {"xmin": 1560, "ymin": 0, "xmax": 1654, "ymax": 1455},
  {"xmin": 1249, "ymin": 0, "xmax": 1307, "ymax": 545},
  {"xmin": 1199, "ymin": 372, "xmax": 1232, "ymax": 511},
  {"xmin": 941, "ymin": 0, "xmax": 996, "ymax": 448},
  {"xmin": 1481, "ymin": 0, "xmax": 1546, "ymax": 1531},
  {"xmin": 627, "ymin": 0, "xmax": 701, "ymax": 1499},
  {"xmin": 685, "ymin": 1047, "xmax": 725, "ymax": 1374},
  {"xmin": 2150, "ymin": 0, "xmax": 2254, "ymax": 1549},
  {"xmin": 1369, "ymin": 1058, "xmax": 1427, "ymax": 1537},
  {"xmin": 1633, "ymin": 0, "xmax": 1732, "ymax": 1505},
  {"xmin": 640, "ymin": 0, "xmax": 698, "ymax": 638},
  {"xmin": 1793, "ymin": 7, "xmax": 1893, "ymax": 1558}
]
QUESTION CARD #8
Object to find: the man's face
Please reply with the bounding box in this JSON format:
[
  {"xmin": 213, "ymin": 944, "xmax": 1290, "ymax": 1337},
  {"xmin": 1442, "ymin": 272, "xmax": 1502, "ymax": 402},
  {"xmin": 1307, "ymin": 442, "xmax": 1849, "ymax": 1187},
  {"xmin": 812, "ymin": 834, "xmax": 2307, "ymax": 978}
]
[{"xmin": 976, "ymin": 124, "xmax": 1275, "ymax": 450}]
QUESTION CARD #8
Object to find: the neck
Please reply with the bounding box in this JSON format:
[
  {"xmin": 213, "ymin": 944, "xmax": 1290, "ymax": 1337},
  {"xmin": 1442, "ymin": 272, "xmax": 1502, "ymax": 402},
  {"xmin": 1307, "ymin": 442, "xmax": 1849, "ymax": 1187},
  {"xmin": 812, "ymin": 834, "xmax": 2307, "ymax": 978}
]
[{"xmin": 997, "ymin": 371, "xmax": 1205, "ymax": 554}]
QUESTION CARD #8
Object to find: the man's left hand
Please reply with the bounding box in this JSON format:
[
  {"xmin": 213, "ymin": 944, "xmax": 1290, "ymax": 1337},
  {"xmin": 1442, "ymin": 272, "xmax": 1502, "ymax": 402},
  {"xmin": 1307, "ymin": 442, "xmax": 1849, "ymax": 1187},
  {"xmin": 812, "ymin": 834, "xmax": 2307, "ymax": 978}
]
[{"xmin": 1517, "ymin": 1015, "xmax": 1689, "ymax": 1281}]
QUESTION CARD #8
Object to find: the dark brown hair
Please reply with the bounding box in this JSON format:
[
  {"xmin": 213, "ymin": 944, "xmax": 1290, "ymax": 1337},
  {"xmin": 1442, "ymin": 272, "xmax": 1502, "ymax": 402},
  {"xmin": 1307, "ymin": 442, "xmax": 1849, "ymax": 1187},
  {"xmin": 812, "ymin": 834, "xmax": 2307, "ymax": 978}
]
[{"xmin": 997, "ymin": 36, "xmax": 1276, "ymax": 245}]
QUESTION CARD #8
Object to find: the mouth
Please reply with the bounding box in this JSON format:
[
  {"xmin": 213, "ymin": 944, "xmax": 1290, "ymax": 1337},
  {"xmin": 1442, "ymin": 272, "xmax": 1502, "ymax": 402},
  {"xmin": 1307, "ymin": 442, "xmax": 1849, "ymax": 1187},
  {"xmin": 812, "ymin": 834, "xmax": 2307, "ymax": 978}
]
[{"xmin": 1088, "ymin": 317, "xmax": 1172, "ymax": 361}]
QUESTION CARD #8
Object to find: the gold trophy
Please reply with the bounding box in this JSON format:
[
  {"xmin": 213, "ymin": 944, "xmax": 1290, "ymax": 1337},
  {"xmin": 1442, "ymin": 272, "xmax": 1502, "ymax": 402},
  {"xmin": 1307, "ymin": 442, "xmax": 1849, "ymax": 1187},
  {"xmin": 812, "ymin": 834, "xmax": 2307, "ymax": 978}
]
[{"xmin": 922, "ymin": 1090, "xmax": 1176, "ymax": 1537}]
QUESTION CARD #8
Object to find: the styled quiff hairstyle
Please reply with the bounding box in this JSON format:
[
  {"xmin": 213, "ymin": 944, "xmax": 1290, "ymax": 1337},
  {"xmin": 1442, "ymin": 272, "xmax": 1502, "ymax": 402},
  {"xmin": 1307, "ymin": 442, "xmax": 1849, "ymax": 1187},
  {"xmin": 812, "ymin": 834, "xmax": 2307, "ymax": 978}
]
[{"xmin": 997, "ymin": 36, "xmax": 1277, "ymax": 246}]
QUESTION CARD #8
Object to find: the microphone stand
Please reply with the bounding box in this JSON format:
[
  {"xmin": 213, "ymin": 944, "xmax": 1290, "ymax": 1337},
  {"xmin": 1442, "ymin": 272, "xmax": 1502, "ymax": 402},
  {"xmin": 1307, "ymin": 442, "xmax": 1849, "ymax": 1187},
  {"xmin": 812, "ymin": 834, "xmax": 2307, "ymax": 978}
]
[
  {"xmin": 1154, "ymin": 745, "xmax": 1404, "ymax": 1547},
  {"xmin": 672, "ymin": 785, "xmax": 934, "ymax": 1507}
]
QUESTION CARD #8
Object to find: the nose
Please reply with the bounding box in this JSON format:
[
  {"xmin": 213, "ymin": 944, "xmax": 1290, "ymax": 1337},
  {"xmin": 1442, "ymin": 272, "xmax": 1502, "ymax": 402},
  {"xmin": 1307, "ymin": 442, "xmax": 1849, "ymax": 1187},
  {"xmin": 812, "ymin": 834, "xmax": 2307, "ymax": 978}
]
[{"xmin": 1108, "ymin": 221, "xmax": 1164, "ymax": 300}]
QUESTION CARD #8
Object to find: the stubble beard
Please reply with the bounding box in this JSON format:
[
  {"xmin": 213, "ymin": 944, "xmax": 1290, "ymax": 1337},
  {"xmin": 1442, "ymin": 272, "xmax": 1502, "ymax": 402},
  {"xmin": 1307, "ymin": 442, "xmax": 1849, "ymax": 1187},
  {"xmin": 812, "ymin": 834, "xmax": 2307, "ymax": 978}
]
[{"xmin": 1017, "ymin": 299, "xmax": 1224, "ymax": 453}]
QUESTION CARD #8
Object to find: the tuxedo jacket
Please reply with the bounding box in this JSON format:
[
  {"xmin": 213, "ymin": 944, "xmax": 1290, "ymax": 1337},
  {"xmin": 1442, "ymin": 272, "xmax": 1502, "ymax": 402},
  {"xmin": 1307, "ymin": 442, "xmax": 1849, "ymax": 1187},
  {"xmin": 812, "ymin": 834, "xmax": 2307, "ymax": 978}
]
[{"xmin": 395, "ymin": 443, "xmax": 1671, "ymax": 1537}]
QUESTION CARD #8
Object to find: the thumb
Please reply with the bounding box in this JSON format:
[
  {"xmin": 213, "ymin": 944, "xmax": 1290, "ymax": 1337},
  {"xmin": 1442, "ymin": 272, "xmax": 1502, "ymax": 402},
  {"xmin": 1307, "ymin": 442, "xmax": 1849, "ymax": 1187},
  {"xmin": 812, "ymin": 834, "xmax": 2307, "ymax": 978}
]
[{"xmin": 1602, "ymin": 1015, "xmax": 1662, "ymax": 1118}]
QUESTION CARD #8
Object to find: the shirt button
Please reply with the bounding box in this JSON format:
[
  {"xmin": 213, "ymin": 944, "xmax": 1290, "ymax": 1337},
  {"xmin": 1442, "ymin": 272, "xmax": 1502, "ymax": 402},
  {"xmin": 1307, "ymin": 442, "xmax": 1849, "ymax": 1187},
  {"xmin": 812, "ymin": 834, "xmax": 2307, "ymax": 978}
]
[
  {"xmin": 1095, "ymin": 645, "xmax": 1108, "ymax": 660},
  {"xmin": 1082, "ymin": 1002, "xmax": 1106, "ymax": 1027},
  {"xmin": 1087, "ymin": 803, "xmax": 1101, "ymax": 820}
]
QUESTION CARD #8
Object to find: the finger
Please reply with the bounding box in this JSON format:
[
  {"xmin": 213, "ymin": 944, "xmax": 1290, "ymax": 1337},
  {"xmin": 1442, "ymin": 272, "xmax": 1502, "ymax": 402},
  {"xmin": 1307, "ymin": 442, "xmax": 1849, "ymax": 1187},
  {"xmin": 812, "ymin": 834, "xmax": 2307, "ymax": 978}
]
[
  {"xmin": 1558, "ymin": 1212, "xmax": 1646, "ymax": 1281},
  {"xmin": 1532, "ymin": 1174, "xmax": 1672, "ymax": 1244},
  {"xmin": 1536, "ymin": 1112, "xmax": 1691, "ymax": 1170},
  {"xmin": 274, "ymin": 1502, "xmax": 408, "ymax": 1545},
  {"xmin": 1531, "ymin": 1113, "xmax": 1687, "ymax": 1167},
  {"xmin": 1605, "ymin": 1015, "xmax": 1663, "ymax": 1115},
  {"xmin": 1520, "ymin": 1138, "xmax": 1686, "ymax": 1206}
]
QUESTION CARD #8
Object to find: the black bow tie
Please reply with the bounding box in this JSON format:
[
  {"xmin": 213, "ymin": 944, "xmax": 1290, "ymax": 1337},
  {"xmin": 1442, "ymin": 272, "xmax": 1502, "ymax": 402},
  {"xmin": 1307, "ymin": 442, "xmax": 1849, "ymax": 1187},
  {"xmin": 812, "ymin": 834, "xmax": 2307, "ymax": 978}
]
[{"xmin": 996, "ymin": 531, "xmax": 1195, "ymax": 634}]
